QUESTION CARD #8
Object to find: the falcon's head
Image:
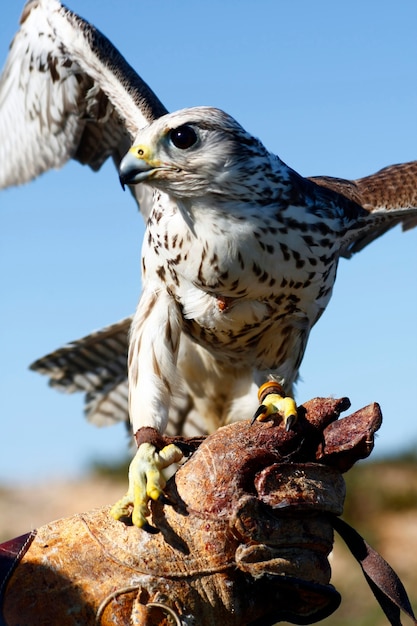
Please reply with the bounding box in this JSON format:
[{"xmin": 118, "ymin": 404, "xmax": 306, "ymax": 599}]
[{"xmin": 119, "ymin": 106, "xmax": 286, "ymax": 201}]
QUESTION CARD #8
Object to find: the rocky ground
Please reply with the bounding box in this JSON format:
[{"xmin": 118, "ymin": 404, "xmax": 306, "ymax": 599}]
[{"xmin": 1, "ymin": 457, "xmax": 416, "ymax": 625}]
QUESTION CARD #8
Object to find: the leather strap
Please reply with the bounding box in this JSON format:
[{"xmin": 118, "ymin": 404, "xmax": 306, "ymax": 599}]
[
  {"xmin": 135, "ymin": 426, "xmax": 205, "ymax": 456},
  {"xmin": 0, "ymin": 531, "xmax": 36, "ymax": 624},
  {"xmin": 333, "ymin": 516, "xmax": 417, "ymax": 625}
]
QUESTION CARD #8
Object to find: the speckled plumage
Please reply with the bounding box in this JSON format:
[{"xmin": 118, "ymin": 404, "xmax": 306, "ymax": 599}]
[{"xmin": 119, "ymin": 106, "xmax": 416, "ymax": 437}]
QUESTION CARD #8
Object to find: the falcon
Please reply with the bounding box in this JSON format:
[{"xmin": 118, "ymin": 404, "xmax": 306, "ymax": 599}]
[{"xmin": 1, "ymin": 0, "xmax": 416, "ymax": 528}]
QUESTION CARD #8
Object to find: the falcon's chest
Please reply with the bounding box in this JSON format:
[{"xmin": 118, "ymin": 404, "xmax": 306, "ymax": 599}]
[{"xmin": 143, "ymin": 194, "xmax": 340, "ymax": 347}]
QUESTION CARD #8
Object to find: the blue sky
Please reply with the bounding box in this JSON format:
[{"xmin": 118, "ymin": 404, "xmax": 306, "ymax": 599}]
[{"xmin": 1, "ymin": 0, "xmax": 416, "ymax": 484}]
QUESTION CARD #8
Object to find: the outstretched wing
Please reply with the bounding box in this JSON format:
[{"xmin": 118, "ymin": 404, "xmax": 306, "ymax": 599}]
[
  {"xmin": 309, "ymin": 161, "xmax": 417, "ymax": 257},
  {"xmin": 0, "ymin": 0, "xmax": 167, "ymax": 215},
  {"xmin": 1, "ymin": 0, "xmax": 208, "ymax": 437},
  {"xmin": 30, "ymin": 317, "xmax": 206, "ymax": 437},
  {"xmin": 30, "ymin": 317, "xmax": 132, "ymax": 427}
]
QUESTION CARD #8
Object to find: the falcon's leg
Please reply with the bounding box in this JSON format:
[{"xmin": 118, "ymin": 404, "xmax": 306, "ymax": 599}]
[
  {"xmin": 110, "ymin": 287, "xmax": 183, "ymax": 528},
  {"xmin": 110, "ymin": 442, "xmax": 183, "ymax": 527},
  {"xmin": 252, "ymin": 381, "xmax": 298, "ymax": 431},
  {"xmin": 251, "ymin": 324, "xmax": 310, "ymax": 430}
]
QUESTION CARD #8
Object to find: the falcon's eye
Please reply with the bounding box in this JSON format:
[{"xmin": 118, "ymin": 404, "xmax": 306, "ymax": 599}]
[{"xmin": 169, "ymin": 124, "xmax": 198, "ymax": 150}]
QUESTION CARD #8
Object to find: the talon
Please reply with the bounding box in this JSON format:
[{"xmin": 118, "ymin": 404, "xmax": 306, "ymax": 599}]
[
  {"xmin": 251, "ymin": 403, "xmax": 268, "ymax": 424},
  {"xmin": 252, "ymin": 381, "xmax": 298, "ymax": 430},
  {"xmin": 111, "ymin": 442, "xmax": 183, "ymax": 528},
  {"xmin": 285, "ymin": 413, "xmax": 297, "ymax": 432}
]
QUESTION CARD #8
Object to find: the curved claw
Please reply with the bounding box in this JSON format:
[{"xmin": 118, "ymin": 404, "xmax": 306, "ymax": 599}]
[{"xmin": 110, "ymin": 442, "xmax": 183, "ymax": 528}]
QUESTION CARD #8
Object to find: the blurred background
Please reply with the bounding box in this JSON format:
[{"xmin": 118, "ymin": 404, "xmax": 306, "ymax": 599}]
[{"xmin": 0, "ymin": 2, "xmax": 416, "ymax": 623}]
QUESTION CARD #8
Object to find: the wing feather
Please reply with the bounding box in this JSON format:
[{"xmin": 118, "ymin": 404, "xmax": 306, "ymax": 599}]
[
  {"xmin": 30, "ymin": 316, "xmax": 207, "ymax": 436},
  {"xmin": 29, "ymin": 317, "xmax": 132, "ymax": 425},
  {"xmin": 0, "ymin": 0, "xmax": 167, "ymax": 216},
  {"xmin": 309, "ymin": 161, "xmax": 417, "ymax": 256},
  {"xmin": 30, "ymin": 318, "xmax": 132, "ymax": 428}
]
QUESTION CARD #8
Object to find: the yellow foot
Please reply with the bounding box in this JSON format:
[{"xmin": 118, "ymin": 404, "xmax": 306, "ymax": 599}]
[
  {"xmin": 251, "ymin": 381, "xmax": 298, "ymax": 431},
  {"xmin": 110, "ymin": 442, "xmax": 183, "ymax": 528}
]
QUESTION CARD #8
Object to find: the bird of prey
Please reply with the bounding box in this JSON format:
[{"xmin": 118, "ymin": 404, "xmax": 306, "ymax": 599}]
[{"xmin": 1, "ymin": 0, "xmax": 416, "ymax": 527}]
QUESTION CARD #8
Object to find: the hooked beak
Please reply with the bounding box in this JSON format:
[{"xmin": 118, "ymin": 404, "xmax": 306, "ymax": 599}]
[{"xmin": 119, "ymin": 146, "xmax": 155, "ymax": 189}]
